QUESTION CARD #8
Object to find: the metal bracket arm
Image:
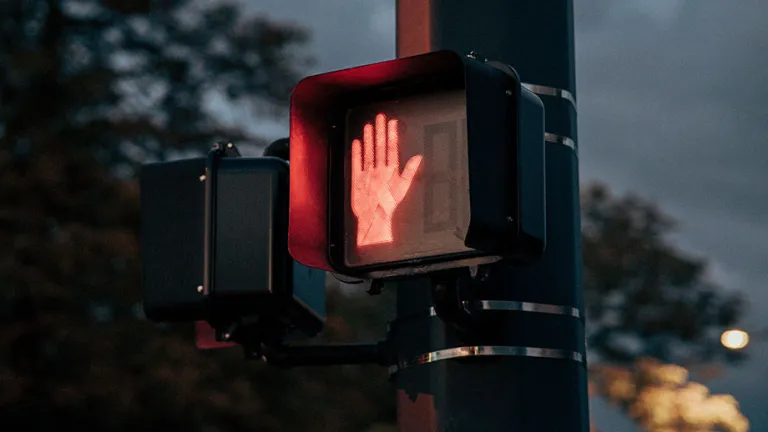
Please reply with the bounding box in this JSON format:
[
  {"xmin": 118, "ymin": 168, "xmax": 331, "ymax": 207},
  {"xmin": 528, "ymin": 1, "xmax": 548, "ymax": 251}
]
[{"xmin": 253, "ymin": 340, "xmax": 392, "ymax": 368}]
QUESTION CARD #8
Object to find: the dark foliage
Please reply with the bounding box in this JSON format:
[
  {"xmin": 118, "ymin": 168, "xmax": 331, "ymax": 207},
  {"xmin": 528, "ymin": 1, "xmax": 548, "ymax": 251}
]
[
  {"xmin": 582, "ymin": 183, "xmax": 744, "ymax": 365},
  {"xmin": 0, "ymin": 1, "xmax": 745, "ymax": 430},
  {"xmin": 0, "ymin": 1, "xmax": 392, "ymax": 430}
]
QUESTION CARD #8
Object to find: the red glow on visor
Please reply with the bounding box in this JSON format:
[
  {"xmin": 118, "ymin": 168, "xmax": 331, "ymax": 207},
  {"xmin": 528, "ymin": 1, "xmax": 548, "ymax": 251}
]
[{"xmin": 351, "ymin": 113, "xmax": 422, "ymax": 247}]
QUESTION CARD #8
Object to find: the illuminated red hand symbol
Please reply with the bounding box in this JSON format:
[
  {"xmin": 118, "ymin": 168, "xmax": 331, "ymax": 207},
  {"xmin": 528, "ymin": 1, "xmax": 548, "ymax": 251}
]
[{"xmin": 351, "ymin": 113, "xmax": 422, "ymax": 247}]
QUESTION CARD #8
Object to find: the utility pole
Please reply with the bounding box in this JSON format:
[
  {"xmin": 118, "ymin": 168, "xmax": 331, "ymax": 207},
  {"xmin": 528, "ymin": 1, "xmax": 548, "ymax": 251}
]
[{"xmin": 392, "ymin": 1, "xmax": 588, "ymax": 430}]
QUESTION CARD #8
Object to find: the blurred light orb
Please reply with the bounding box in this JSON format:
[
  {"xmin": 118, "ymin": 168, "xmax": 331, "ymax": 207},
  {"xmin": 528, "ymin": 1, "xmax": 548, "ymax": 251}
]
[{"xmin": 721, "ymin": 329, "xmax": 749, "ymax": 350}]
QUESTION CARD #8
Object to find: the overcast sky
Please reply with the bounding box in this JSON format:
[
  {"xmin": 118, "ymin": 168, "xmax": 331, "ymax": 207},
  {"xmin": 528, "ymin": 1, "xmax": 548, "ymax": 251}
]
[{"xmin": 242, "ymin": 1, "xmax": 768, "ymax": 429}]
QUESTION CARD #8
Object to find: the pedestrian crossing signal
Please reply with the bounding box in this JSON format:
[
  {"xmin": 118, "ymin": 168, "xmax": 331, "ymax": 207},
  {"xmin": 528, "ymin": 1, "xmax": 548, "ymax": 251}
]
[{"xmin": 288, "ymin": 50, "xmax": 546, "ymax": 280}]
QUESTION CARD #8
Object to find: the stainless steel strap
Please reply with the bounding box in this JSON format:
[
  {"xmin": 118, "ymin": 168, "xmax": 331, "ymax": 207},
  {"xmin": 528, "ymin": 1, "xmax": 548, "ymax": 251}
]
[{"xmin": 389, "ymin": 345, "xmax": 585, "ymax": 374}]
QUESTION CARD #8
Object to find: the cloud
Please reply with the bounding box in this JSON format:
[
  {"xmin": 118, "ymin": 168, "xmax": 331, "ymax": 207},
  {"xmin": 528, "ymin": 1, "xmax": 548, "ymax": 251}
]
[
  {"xmin": 575, "ymin": 3, "xmax": 768, "ymax": 425},
  {"xmin": 576, "ymin": 0, "xmax": 768, "ymax": 314},
  {"xmin": 243, "ymin": 0, "xmax": 395, "ymax": 73}
]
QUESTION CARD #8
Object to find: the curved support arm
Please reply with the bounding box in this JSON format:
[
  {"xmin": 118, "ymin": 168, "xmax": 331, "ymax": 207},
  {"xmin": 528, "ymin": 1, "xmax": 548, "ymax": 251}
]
[{"xmin": 431, "ymin": 268, "xmax": 475, "ymax": 334}]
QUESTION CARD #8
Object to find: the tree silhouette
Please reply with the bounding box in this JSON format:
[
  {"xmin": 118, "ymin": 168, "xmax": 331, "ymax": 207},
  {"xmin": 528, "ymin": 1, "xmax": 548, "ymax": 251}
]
[
  {"xmin": 582, "ymin": 183, "xmax": 748, "ymax": 431},
  {"xmin": 581, "ymin": 183, "xmax": 744, "ymax": 366},
  {"xmin": 0, "ymin": 1, "xmax": 374, "ymax": 430},
  {"xmin": 0, "ymin": 1, "xmax": 748, "ymax": 430}
]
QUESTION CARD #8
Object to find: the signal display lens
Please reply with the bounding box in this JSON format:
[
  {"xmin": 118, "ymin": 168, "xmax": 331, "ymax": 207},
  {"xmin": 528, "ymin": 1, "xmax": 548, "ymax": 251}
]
[{"xmin": 343, "ymin": 90, "xmax": 471, "ymax": 267}]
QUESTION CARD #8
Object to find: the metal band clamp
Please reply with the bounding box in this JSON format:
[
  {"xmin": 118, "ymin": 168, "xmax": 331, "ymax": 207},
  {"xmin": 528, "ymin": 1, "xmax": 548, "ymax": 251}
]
[
  {"xmin": 522, "ymin": 83, "xmax": 577, "ymax": 110},
  {"xmin": 426, "ymin": 300, "xmax": 581, "ymax": 319},
  {"xmin": 544, "ymin": 132, "xmax": 576, "ymax": 151},
  {"xmin": 389, "ymin": 345, "xmax": 585, "ymax": 374},
  {"xmin": 519, "ymin": 83, "xmax": 578, "ymax": 151},
  {"xmin": 474, "ymin": 300, "xmax": 581, "ymax": 318}
]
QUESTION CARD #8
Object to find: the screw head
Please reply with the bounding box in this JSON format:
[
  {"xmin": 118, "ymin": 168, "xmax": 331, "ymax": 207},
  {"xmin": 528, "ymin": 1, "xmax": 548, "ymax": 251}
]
[
  {"xmin": 196, "ymin": 285, "xmax": 204, "ymax": 293},
  {"xmin": 199, "ymin": 174, "xmax": 206, "ymax": 182}
]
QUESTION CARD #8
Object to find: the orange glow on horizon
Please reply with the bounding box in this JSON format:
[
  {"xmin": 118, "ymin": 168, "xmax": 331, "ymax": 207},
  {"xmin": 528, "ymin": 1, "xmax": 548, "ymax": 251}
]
[{"xmin": 351, "ymin": 113, "xmax": 422, "ymax": 247}]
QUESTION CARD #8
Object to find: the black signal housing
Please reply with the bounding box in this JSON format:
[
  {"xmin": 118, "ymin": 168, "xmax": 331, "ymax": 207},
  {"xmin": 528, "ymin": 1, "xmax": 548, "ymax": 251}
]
[
  {"xmin": 288, "ymin": 50, "xmax": 545, "ymax": 280},
  {"xmin": 141, "ymin": 146, "xmax": 326, "ymax": 339}
]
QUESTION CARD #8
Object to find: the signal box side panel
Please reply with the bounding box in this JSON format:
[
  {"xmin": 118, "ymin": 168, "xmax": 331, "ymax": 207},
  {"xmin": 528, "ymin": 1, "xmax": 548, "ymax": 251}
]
[
  {"xmin": 212, "ymin": 158, "xmax": 288, "ymax": 301},
  {"xmin": 140, "ymin": 158, "xmax": 207, "ymax": 322}
]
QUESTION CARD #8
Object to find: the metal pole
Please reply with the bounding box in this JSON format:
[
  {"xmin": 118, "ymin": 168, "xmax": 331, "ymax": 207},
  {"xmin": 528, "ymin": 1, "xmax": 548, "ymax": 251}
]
[{"xmin": 391, "ymin": 0, "xmax": 588, "ymax": 430}]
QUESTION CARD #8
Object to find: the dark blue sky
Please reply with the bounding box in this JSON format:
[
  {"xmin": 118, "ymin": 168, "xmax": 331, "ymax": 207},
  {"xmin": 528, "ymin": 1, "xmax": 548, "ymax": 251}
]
[{"xmin": 238, "ymin": 1, "xmax": 768, "ymax": 429}]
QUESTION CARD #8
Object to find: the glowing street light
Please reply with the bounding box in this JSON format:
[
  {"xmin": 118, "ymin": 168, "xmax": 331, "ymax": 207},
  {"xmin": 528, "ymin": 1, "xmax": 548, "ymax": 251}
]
[{"xmin": 721, "ymin": 329, "xmax": 750, "ymax": 350}]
